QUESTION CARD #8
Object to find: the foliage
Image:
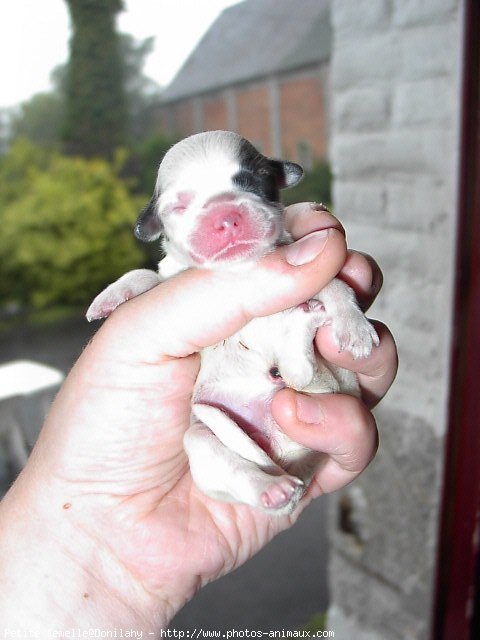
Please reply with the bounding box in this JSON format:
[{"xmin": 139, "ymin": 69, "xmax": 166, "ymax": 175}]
[
  {"xmin": 9, "ymin": 93, "xmax": 64, "ymax": 151},
  {"xmin": 298, "ymin": 613, "xmax": 327, "ymax": 633},
  {"xmin": 0, "ymin": 138, "xmax": 52, "ymax": 204},
  {"xmin": 125, "ymin": 130, "xmax": 178, "ymax": 195},
  {"xmin": 0, "ymin": 140, "xmax": 144, "ymax": 310},
  {"xmin": 62, "ymin": 0, "xmax": 127, "ymax": 158},
  {"xmin": 282, "ymin": 160, "xmax": 332, "ymax": 209},
  {"xmin": 120, "ymin": 33, "xmax": 163, "ymax": 143},
  {"xmin": 0, "ymin": 108, "xmax": 13, "ymax": 155},
  {"xmin": 9, "ymin": 23, "xmax": 163, "ymax": 160}
]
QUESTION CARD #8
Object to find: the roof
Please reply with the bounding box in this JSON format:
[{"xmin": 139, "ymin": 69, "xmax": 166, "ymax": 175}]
[{"xmin": 162, "ymin": 0, "xmax": 331, "ymax": 103}]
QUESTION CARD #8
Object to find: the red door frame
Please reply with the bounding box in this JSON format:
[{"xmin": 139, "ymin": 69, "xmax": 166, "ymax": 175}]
[{"xmin": 432, "ymin": 1, "xmax": 480, "ymax": 638}]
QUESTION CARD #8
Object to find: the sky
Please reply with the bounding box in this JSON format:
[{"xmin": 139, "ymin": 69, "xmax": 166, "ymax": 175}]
[{"xmin": 0, "ymin": 0, "xmax": 239, "ymax": 109}]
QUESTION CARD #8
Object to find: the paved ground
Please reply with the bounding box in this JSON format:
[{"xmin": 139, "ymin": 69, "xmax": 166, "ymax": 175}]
[
  {"xmin": 0, "ymin": 315, "xmax": 330, "ymax": 631},
  {"xmin": 0, "ymin": 314, "xmax": 95, "ymax": 373},
  {"xmin": 172, "ymin": 500, "xmax": 329, "ymax": 632}
]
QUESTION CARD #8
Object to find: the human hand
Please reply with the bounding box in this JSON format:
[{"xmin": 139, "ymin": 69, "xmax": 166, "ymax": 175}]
[{"xmin": 0, "ymin": 204, "xmax": 396, "ymax": 632}]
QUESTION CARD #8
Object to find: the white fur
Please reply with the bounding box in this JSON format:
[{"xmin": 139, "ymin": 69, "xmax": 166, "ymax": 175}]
[
  {"xmin": 155, "ymin": 131, "xmax": 287, "ymax": 270},
  {"xmin": 187, "ymin": 300, "xmax": 364, "ymax": 515},
  {"xmin": 86, "ymin": 131, "xmax": 379, "ymax": 515},
  {"xmin": 86, "ymin": 269, "xmax": 160, "ymax": 321}
]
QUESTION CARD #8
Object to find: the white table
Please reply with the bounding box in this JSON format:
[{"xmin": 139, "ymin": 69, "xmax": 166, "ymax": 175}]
[{"xmin": 0, "ymin": 360, "xmax": 64, "ymax": 492}]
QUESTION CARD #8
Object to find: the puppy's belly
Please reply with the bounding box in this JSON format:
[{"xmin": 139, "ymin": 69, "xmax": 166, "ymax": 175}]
[
  {"xmin": 192, "ymin": 387, "xmax": 308, "ymax": 467},
  {"xmin": 193, "ymin": 389, "xmax": 274, "ymax": 456}
]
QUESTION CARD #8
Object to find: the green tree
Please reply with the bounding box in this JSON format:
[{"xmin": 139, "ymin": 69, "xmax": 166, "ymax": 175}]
[
  {"xmin": 124, "ymin": 130, "xmax": 177, "ymax": 195},
  {"xmin": 120, "ymin": 33, "xmax": 162, "ymax": 143},
  {"xmin": 10, "ymin": 92, "xmax": 64, "ymax": 151},
  {"xmin": 0, "ymin": 140, "xmax": 144, "ymax": 309},
  {"xmin": 62, "ymin": 0, "xmax": 127, "ymax": 158},
  {"xmin": 0, "ymin": 108, "xmax": 12, "ymax": 155},
  {"xmin": 6, "ymin": 28, "xmax": 162, "ymax": 159}
]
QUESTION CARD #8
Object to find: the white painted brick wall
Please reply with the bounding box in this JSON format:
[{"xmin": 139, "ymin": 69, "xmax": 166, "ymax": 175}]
[
  {"xmin": 392, "ymin": 78, "xmax": 457, "ymax": 127},
  {"xmin": 332, "ymin": 34, "xmax": 400, "ymax": 90},
  {"xmin": 398, "ymin": 22, "xmax": 461, "ymax": 80},
  {"xmin": 336, "ymin": 88, "xmax": 390, "ymax": 132},
  {"xmin": 333, "ymin": 0, "xmax": 391, "ymax": 35},
  {"xmin": 333, "ymin": 128, "xmax": 456, "ymax": 179},
  {"xmin": 327, "ymin": 1, "xmax": 463, "ymax": 638},
  {"xmin": 392, "ymin": 0, "xmax": 459, "ymax": 28}
]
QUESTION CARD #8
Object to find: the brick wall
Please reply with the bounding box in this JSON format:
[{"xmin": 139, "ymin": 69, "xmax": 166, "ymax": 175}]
[
  {"xmin": 174, "ymin": 102, "xmax": 196, "ymax": 137},
  {"xmin": 235, "ymin": 83, "xmax": 271, "ymax": 154},
  {"xmin": 203, "ymin": 92, "xmax": 229, "ymax": 132},
  {"xmin": 327, "ymin": 1, "xmax": 462, "ymax": 639},
  {"xmin": 280, "ymin": 73, "xmax": 327, "ymax": 162},
  {"xmin": 158, "ymin": 66, "xmax": 328, "ymax": 163}
]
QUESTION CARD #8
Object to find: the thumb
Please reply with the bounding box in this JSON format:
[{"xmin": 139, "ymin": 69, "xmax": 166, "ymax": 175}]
[{"xmin": 94, "ymin": 227, "xmax": 347, "ymax": 361}]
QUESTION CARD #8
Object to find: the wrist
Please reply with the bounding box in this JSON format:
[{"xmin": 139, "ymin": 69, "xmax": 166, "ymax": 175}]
[{"xmin": 0, "ymin": 462, "xmax": 173, "ymax": 633}]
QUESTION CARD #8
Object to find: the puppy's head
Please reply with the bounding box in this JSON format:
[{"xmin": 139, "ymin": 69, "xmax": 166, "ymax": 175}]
[{"xmin": 134, "ymin": 131, "xmax": 303, "ymax": 268}]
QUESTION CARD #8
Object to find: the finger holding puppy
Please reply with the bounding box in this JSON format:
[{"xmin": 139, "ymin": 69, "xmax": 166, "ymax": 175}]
[
  {"xmin": 284, "ymin": 202, "xmax": 345, "ymax": 240},
  {"xmin": 314, "ymin": 320, "xmax": 397, "ymax": 408},
  {"xmin": 85, "ymin": 131, "xmax": 392, "ymax": 515},
  {"xmin": 271, "ymin": 388, "xmax": 379, "ymax": 498},
  {"xmin": 284, "ymin": 208, "xmax": 395, "ymax": 405},
  {"xmin": 92, "ymin": 224, "xmax": 348, "ymax": 362},
  {"xmin": 285, "ymin": 203, "xmax": 382, "ymax": 310}
]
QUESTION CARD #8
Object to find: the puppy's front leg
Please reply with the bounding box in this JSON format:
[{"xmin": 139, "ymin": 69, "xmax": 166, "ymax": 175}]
[
  {"xmin": 185, "ymin": 405, "xmax": 304, "ymax": 515},
  {"xmin": 86, "ymin": 269, "xmax": 161, "ymax": 321}
]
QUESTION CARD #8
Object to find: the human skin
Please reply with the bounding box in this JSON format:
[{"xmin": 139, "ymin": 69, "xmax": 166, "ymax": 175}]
[{"xmin": 0, "ymin": 204, "xmax": 397, "ymax": 634}]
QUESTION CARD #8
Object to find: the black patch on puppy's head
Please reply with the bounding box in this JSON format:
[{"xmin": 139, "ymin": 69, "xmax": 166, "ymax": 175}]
[{"xmin": 233, "ymin": 139, "xmax": 303, "ymax": 204}]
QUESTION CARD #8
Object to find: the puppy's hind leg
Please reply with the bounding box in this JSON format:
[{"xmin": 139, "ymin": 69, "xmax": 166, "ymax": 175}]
[
  {"xmin": 185, "ymin": 405, "xmax": 305, "ymax": 515},
  {"xmin": 86, "ymin": 269, "xmax": 161, "ymax": 321}
]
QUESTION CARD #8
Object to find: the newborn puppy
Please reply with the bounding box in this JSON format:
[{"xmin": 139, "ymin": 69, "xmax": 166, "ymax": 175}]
[
  {"xmin": 87, "ymin": 131, "xmax": 376, "ymax": 357},
  {"xmin": 86, "ymin": 130, "xmax": 378, "ymax": 514},
  {"xmin": 188, "ymin": 301, "xmax": 361, "ymax": 515},
  {"xmin": 87, "ymin": 130, "xmax": 302, "ymax": 319}
]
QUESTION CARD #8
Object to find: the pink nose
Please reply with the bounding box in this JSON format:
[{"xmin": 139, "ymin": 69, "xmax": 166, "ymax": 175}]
[
  {"xmin": 190, "ymin": 203, "xmax": 259, "ymax": 261},
  {"xmin": 211, "ymin": 209, "xmax": 244, "ymax": 237}
]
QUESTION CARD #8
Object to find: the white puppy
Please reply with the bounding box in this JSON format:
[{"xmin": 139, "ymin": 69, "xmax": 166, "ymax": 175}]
[
  {"xmin": 86, "ymin": 130, "xmax": 301, "ymax": 318},
  {"xmin": 87, "ymin": 131, "xmax": 378, "ymax": 515},
  {"xmin": 189, "ymin": 301, "xmax": 361, "ymax": 516}
]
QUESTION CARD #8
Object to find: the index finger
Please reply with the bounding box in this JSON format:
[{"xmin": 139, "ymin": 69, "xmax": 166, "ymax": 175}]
[
  {"xmin": 92, "ymin": 226, "xmax": 348, "ymax": 362},
  {"xmin": 284, "ymin": 202, "xmax": 345, "ymax": 239},
  {"xmin": 285, "ymin": 203, "xmax": 383, "ymax": 311}
]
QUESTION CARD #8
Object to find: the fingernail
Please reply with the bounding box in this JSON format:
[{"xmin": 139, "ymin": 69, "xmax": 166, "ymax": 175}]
[
  {"xmin": 296, "ymin": 393, "xmax": 325, "ymax": 424},
  {"xmin": 285, "ymin": 229, "xmax": 330, "ymax": 266},
  {"xmin": 311, "ymin": 202, "xmax": 331, "ymax": 213}
]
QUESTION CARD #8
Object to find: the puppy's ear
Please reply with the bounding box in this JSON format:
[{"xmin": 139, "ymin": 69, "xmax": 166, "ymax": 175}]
[
  {"xmin": 281, "ymin": 161, "xmax": 304, "ymax": 188},
  {"xmin": 134, "ymin": 196, "xmax": 164, "ymax": 241},
  {"xmin": 270, "ymin": 160, "xmax": 304, "ymax": 189}
]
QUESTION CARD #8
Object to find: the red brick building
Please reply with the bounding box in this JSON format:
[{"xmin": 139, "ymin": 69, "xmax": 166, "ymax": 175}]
[{"xmin": 157, "ymin": 0, "xmax": 331, "ymax": 167}]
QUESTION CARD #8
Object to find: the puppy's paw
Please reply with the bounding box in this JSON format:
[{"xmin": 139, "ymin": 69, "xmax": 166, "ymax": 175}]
[
  {"xmin": 332, "ymin": 311, "xmax": 379, "ymax": 359},
  {"xmin": 86, "ymin": 269, "xmax": 160, "ymax": 321},
  {"xmin": 260, "ymin": 474, "xmax": 304, "ymax": 515},
  {"xmin": 86, "ymin": 287, "xmax": 131, "ymax": 321}
]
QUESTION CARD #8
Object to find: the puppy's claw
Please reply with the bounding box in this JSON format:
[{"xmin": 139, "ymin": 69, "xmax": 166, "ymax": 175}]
[
  {"xmin": 333, "ymin": 315, "xmax": 379, "ymax": 360},
  {"xmin": 86, "ymin": 269, "xmax": 161, "ymax": 322},
  {"xmin": 260, "ymin": 475, "xmax": 304, "ymax": 512},
  {"xmin": 86, "ymin": 293, "xmax": 130, "ymax": 322}
]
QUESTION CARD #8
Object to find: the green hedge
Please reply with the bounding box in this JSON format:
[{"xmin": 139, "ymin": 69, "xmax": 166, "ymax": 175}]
[{"xmin": 0, "ymin": 140, "xmax": 145, "ymax": 309}]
